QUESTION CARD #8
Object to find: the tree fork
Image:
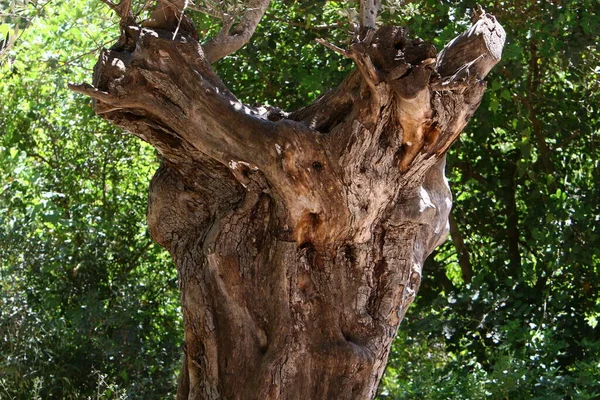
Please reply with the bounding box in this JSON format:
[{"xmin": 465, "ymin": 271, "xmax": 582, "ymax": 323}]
[{"xmin": 70, "ymin": 4, "xmax": 505, "ymax": 399}]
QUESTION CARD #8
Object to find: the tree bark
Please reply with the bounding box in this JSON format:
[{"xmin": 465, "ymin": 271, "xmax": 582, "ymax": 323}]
[{"xmin": 70, "ymin": 8, "xmax": 504, "ymax": 400}]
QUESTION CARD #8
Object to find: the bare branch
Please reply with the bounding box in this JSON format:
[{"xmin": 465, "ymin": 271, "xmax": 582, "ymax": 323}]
[
  {"xmin": 272, "ymin": 17, "xmax": 341, "ymax": 31},
  {"xmin": 100, "ymin": 0, "xmax": 134, "ymax": 26},
  {"xmin": 187, "ymin": 2, "xmax": 224, "ymax": 19},
  {"xmin": 68, "ymin": 83, "xmax": 115, "ymax": 102},
  {"xmin": 359, "ymin": 0, "xmax": 381, "ymax": 29},
  {"xmin": 317, "ymin": 31, "xmax": 383, "ymax": 98},
  {"xmin": 449, "ymin": 212, "xmax": 473, "ymax": 284},
  {"xmin": 436, "ymin": 7, "xmax": 506, "ymax": 82},
  {"xmin": 202, "ymin": 0, "xmax": 271, "ymax": 63},
  {"xmin": 315, "ymin": 38, "xmax": 350, "ymax": 57},
  {"xmin": 143, "ymin": 0, "xmax": 196, "ymax": 38}
]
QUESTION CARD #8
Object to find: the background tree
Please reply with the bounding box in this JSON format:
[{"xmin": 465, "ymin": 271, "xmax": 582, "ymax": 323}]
[
  {"xmin": 1, "ymin": 1, "xmax": 181, "ymax": 398},
  {"xmin": 1, "ymin": 0, "xmax": 598, "ymax": 399},
  {"xmin": 380, "ymin": 1, "xmax": 600, "ymax": 398}
]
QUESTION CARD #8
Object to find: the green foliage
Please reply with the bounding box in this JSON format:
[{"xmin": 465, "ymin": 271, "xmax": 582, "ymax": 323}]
[
  {"xmin": 199, "ymin": 0, "xmax": 355, "ymax": 109},
  {"xmin": 1, "ymin": 0, "xmax": 181, "ymax": 398},
  {"xmin": 377, "ymin": 0, "xmax": 600, "ymax": 398},
  {"xmin": 1, "ymin": 0, "xmax": 598, "ymax": 398}
]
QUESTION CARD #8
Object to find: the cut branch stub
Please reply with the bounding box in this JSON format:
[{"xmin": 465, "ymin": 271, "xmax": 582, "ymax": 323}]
[
  {"xmin": 70, "ymin": 10, "xmax": 505, "ymax": 399},
  {"xmin": 435, "ymin": 8, "xmax": 506, "ymax": 83}
]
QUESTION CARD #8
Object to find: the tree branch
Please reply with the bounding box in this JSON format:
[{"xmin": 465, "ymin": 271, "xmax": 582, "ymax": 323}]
[
  {"xmin": 523, "ymin": 39, "xmax": 554, "ymax": 174},
  {"xmin": 143, "ymin": 0, "xmax": 198, "ymax": 40},
  {"xmin": 314, "ymin": 38, "xmax": 350, "ymax": 57},
  {"xmin": 71, "ymin": 35, "xmax": 279, "ymax": 168},
  {"xmin": 202, "ymin": 0, "xmax": 271, "ymax": 63},
  {"xmin": 448, "ymin": 211, "xmax": 473, "ymax": 284},
  {"xmin": 359, "ymin": 0, "xmax": 381, "ymax": 30},
  {"xmin": 430, "ymin": 8, "xmax": 506, "ymax": 157},
  {"xmin": 100, "ymin": 0, "xmax": 133, "ymax": 25},
  {"xmin": 435, "ymin": 7, "xmax": 506, "ymax": 83},
  {"xmin": 505, "ymin": 158, "xmax": 522, "ymax": 277},
  {"xmin": 71, "ymin": 7, "xmax": 506, "ymax": 250},
  {"xmin": 70, "ymin": 29, "xmax": 355, "ymax": 244}
]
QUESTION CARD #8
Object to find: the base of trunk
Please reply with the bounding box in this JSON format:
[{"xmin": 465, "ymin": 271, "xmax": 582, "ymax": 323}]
[{"xmin": 149, "ymin": 156, "xmax": 451, "ymax": 400}]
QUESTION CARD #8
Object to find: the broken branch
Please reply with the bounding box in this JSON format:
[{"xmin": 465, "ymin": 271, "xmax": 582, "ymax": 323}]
[{"xmin": 436, "ymin": 7, "xmax": 506, "ymax": 81}]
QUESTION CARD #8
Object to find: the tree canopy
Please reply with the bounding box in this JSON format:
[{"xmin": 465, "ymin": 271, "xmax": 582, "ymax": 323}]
[{"xmin": 1, "ymin": 0, "xmax": 599, "ymax": 398}]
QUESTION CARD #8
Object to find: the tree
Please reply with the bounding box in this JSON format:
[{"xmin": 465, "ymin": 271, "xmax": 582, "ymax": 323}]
[
  {"xmin": 380, "ymin": 1, "xmax": 600, "ymax": 398},
  {"xmin": 3, "ymin": 1, "xmax": 598, "ymax": 398},
  {"xmin": 67, "ymin": 0, "xmax": 505, "ymax": 398},
  {"xmin": 0, "ymin": 2, "xmax": 181, "ymax": 397}
]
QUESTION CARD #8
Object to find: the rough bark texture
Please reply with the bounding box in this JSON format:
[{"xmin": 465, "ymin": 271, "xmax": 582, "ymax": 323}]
[{"xmin": 71, "ymin": 8, "xmax": 504, "ymax": 400}]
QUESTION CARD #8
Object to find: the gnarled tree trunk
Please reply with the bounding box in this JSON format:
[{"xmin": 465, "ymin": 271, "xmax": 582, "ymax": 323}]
[{"xmin": 71, "ymin": 3, "xmax": 504, "ymax": 398}]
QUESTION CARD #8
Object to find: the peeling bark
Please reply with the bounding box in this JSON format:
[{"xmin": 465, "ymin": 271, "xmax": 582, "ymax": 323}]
[{"xmin": 71, "ymin": 6, "xmax": 505, "ymax": 399}]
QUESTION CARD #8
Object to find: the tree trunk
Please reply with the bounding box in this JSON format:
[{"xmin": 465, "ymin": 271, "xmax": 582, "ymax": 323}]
[{"xmin": 71, "ymin": 10, "xmax": 504, "ymax": 400}]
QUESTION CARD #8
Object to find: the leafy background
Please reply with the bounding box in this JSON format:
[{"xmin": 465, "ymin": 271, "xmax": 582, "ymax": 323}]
[{"xmin": 1, "ymin": 0, "xmax": 598, "ymax": 398}]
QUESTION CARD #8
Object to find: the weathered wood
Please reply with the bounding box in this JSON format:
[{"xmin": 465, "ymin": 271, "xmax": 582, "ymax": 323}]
[
  {"xmin": 70, "ymin": 7, "xmax": 504, "ymax": 399},
  {"xmin": 435, "ymin": 6, "xmax": 506, "ymax": 83},
  {"xmin": 359, "ymin": 0, "xmax": 381, "ymax": 30}
]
